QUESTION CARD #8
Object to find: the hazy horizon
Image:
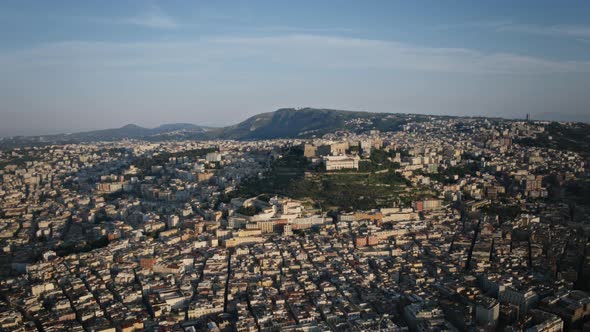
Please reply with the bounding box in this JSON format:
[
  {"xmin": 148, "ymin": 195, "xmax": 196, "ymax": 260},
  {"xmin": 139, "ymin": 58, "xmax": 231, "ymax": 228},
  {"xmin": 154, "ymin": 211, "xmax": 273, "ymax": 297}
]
[
  {"xmin": 1, "ymin": 107, "xmax": 588, "ymax": 138},
  {"xmin": 2, "ymin": 0, "xmax": 590, "ymax": 136}
]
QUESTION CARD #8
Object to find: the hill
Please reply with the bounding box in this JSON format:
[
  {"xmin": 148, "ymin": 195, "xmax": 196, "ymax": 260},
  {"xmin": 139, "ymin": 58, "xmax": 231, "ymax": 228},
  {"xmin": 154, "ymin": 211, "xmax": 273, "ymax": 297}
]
[
  {"xmin": 209, "ymin": 107, "xmax": 427, "ymax": 140},
  {"xmin": 0, "ymin": 123, "xmax": 211, "ymax": 149},
  {"xmin": 1, "ymin": 108, "xmax": 438, "ymax": 148}
]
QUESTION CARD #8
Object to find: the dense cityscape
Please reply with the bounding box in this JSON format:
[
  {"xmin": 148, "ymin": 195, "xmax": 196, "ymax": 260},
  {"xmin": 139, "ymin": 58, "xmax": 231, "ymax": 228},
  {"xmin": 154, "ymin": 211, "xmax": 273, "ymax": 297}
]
[
  {"xmin": 3, "ymin": 0, "xmax": 590, "ymax": 331},
  {"xmin": 0, "ymin": 114, "xmax": 588, "ymax": 332}
]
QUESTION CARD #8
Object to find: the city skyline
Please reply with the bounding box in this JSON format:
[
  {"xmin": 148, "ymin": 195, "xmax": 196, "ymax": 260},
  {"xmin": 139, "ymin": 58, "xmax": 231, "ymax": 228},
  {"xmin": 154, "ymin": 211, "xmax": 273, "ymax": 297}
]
[
  {"xmin": 1, "ymin": 2, "xmax": 590, "ymax": 331},
  {"xmin": 2, "ymin": 0, "xmax": 590, "ymax": 136},
  {"xmin": 1, "ymin": 115, "xmax": 588, "ymax": 331}
]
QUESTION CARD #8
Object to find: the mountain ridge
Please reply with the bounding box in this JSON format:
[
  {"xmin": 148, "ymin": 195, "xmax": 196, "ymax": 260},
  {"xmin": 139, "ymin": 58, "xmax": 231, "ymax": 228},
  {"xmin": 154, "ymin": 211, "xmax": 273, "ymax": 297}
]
[
  {"xmin": 2, "ymin": 107, "xmax": 393, "ymax": 144},
  {"xmin": 0, "ymin": 107, "xmax": 559, "ymax": 148},
  {"xmin": 0, "ymin": 123, "xmax": 212, "ymax": 149},
  {"xmin": 206, "ymin": 107, "xmax": 413, "ymax": 140}
]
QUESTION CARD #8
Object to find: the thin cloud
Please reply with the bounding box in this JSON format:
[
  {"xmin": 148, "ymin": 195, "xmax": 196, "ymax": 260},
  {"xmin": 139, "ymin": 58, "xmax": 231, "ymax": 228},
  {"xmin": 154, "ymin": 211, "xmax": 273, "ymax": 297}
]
[
  {"xmin": 433, "ymin": 19, "xmax": 513, "ymax": 31},
  {"xmin": 97, "ymin": 5, "xmax": 178, "ymax": 29},
  {"xmin": 247, "ymin": 26, "xmax": 355, "ymax": 34},
  {"xmin": 498, "ymin": 24, "xmax": 590, "ymax": 39},
  {"xmin": 438, "ymin": 19, "xmax": 590, "ymax": 40},
  {"xmin": 209, "ymin": 34, "xmax": 590, "ymax": 74},
  {"xmin": 2, "ymin": 34, "xmax": 590, "ymax": 75}
]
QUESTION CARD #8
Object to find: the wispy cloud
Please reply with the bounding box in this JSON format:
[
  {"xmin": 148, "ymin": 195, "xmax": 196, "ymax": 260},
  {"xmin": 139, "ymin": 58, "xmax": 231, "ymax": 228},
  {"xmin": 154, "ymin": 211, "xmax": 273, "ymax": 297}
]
[
  {"xmin": 247, "ymin": 26, "xmax": 355, "ymax": 34},
  {"xmin": 498, "ymin": 24, "xmax": 590, "ymax": 39},
  {"xmin": 209, "ymin": 34, "xmax": 590, "ymax": 74},
  {"xmin": 97, "ymin": 4, "xmax": 178, "ymax": 29},
  {"xmin": 433, "ymin": 19, "xmax": 513, "ymax": 31},
  {"xmin": 438, "ymin": 19, "xmax": 590, "ymax": 40},
  {"xmin": 1, "ymin": 34, "xmax": 589, "ymax": 75}
]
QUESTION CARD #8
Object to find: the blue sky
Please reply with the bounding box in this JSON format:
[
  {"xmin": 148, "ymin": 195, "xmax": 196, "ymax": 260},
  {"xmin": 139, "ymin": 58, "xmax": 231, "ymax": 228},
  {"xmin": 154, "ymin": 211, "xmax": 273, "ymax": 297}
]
[{"xmin": 1, "ymin": 0, "xmax": 590, "ymax": 136}]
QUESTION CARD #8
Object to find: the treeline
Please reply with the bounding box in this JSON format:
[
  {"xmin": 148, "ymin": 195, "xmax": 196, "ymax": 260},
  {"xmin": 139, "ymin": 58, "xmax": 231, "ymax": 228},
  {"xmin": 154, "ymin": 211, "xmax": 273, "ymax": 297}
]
[
  {"xmin": 54, "ymin": 236, "xmax": 109, "ymax": 257},
  {"xmin": 358, "ymin": 148, "xmax": 401, "ymax": 172},
  {"xmin": 236, "ymin": 205, "xmax": 261, "ymax": 216},
  {"xmin": 237, "ymin": 146, "xmax": 309, "ymax": 198}
]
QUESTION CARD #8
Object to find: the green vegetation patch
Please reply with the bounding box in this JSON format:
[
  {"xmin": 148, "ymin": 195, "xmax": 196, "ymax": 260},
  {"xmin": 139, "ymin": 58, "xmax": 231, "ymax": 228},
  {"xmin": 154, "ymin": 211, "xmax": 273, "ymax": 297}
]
[
  {"xmin": 238, "ymin": 147, "xmax": 411, "ymax": 211},
  {"xmin": 516, "ymin": 122, "xmax": 590, "ymax": 156}
]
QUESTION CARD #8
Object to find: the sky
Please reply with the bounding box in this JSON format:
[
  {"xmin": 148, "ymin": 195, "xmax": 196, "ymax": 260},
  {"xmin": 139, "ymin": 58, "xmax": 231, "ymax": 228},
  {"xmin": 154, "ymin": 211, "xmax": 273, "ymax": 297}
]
[{"xmin": 1, "ymin": 0, "xmax": 590, "ymax": 136}]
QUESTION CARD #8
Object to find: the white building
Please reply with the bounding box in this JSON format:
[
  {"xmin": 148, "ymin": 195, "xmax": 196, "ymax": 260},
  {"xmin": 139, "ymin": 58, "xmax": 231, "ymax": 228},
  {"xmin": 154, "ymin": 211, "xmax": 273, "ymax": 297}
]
[
  {"xmin": 324, "ymin": 155, "xmax": 360, "ymax": 171},
  {"xmin": 206, "ymin": 152, "xmax": 222, "ymax": 162},
  {"xmin": 500, "ymin": 287, "xmax": 538, "ymax": 314}
]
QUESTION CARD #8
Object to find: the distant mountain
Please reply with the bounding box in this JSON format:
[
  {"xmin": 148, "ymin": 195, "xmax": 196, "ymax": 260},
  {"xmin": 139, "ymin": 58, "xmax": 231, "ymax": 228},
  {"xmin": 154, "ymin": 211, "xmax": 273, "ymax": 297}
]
[
  {"xmin": 152, "ymin": 123, "xmax": 206, "ymax": 133},
  {"xmin": 63, "ymin": 123, "xmax": 211, "ymax": 140},
  {"xmin": 0, "ymin": 123, "xmax": 212, "ymax": 149},
  {"xmin": 0, "ymin": 108, "xmax": 434, "ymax": 148},
  {"xmin": 209, "ymin": 107, "xmax": 428, "ymax": 140},
  {"xmin": 68, "ymin": 124, "xmax": 155, "ymax": 141}
]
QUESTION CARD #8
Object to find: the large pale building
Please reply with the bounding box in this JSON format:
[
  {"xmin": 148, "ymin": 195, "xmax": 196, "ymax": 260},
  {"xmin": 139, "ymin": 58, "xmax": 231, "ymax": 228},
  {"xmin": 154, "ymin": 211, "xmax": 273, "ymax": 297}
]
[
  {"xmin": 324, "ymin": 155, "xmax": 360, "ymax": 171},
  {"xmin": 205, "ymin": 152, "xmax": 222, "ymax": 162}
]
